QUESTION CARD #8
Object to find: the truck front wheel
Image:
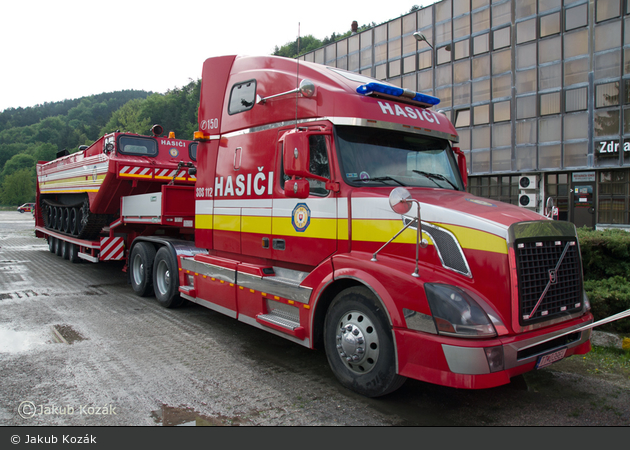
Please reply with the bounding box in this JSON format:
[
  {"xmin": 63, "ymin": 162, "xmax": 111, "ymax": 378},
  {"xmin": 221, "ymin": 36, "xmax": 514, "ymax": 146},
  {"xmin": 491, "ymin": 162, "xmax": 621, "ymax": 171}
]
[
  {"xmin": 324, "ymin": 286, "xmax": 406, "ymax": 397},
  {"xmin": 153, "ymin": 246, "xmax": 184, "ymax": 308},
  {"xmin": 129, "ymin": 242, "xmax": 156, "ymax": 297}
]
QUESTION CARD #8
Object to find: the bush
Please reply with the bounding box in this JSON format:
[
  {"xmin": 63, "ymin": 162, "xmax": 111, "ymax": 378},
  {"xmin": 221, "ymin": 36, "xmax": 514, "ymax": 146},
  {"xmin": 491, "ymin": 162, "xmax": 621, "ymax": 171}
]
[
  {"xmin": 584, "ymin": 276, "xmax": 630, "ymax": 333},
  {"xmin": 577, "ymin": 227, "xmax": 630, "ymax": 280},
  {"xmin": 577, "ymin": 227, "xmax": 630, "ymax": 333}
]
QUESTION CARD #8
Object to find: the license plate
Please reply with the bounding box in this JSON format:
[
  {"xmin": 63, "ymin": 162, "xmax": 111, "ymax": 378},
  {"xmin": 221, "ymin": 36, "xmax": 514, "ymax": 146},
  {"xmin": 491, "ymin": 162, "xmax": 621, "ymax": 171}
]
[{"xmin": 536, "ymin": 347, "xmax": 567, "ymax": 369}]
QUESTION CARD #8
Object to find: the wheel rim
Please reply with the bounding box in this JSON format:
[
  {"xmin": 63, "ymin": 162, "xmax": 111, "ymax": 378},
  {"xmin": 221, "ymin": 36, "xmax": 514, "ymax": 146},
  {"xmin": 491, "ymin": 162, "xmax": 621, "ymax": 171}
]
[
  {"xmin": 155, "ymin": 260, "xmax": 170, "ymax": 295},
  {"xmin": 335, "ymin": 310, "xmax": 380, "ymax": 374},
  {"xmin": 132, "ymin": 254, "xmax": 144, "ymax": 286}
]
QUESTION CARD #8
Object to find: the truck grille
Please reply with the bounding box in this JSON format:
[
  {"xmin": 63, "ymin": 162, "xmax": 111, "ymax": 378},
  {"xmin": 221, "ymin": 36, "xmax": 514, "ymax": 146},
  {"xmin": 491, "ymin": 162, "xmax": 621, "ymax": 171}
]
[{"xmin": 516, "ymin": 239, "xmax": 583, "ymax": 325}]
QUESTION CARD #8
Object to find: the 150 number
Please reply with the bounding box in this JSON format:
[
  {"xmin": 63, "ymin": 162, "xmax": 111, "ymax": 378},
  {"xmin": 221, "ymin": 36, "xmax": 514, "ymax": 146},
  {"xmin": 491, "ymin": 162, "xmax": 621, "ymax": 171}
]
[{"xmin": 200, "ymin": 118, "xmax": 219, "ymax": 131}]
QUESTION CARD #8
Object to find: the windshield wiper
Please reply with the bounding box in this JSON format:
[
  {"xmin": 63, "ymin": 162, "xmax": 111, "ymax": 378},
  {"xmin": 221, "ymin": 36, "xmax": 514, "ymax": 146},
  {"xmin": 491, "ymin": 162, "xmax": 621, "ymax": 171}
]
[
  {"xmin": 412, "ymin": 170, "xmax": 459, "ymax": 190},
  {"xmin": 367, "ymin": 176, "xmax": 405, "ymax": 186}
]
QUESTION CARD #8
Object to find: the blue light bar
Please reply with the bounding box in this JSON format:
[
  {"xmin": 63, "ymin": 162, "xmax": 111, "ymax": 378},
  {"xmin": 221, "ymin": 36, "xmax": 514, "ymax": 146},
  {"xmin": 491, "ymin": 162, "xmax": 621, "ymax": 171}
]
[{"xmin": 356, "ymin": 82, "xmax": 440, "ymax": 106}]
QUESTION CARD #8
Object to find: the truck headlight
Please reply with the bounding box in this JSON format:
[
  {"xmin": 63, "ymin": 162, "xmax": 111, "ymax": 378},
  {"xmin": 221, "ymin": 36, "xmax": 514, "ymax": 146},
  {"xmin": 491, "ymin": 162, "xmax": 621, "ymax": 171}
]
[{"xmin": 425, "ymin": 284, "xmax": 497, "ymax": 338}]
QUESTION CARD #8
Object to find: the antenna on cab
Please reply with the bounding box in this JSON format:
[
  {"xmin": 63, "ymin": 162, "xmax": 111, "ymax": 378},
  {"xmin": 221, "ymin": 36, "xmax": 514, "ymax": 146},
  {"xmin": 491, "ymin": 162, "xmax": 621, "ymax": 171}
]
[{"xmin": 295, "ymin": 22, "xmax": 300, "ymax": 130}]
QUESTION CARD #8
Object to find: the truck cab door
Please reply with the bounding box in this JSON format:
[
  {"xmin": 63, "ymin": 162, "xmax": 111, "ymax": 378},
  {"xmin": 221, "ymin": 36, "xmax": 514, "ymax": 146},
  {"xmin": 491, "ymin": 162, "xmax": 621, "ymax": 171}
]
[{"xmin": 272, "ymin": 131, "xmax": 337, "ymax": 267}]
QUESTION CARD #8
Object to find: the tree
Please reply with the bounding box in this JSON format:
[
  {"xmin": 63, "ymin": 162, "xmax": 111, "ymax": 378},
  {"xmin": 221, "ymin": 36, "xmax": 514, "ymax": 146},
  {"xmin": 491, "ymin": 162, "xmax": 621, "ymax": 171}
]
[
  {"xmin": 99, "ymin": 98, "xmax": 152, "ymax": 136},
  {"xmin": 1, "ymin": 153, "xmax": 36, "ymax": 180},
  {"xmin": 0, "ymin": 168, "xmax": 35, "ymax": 205}
]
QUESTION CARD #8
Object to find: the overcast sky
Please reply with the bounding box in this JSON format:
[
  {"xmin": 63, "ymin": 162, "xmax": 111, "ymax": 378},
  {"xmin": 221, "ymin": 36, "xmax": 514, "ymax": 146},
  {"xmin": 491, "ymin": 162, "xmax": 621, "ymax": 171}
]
[{"xmin": 0, "ymin": 0, "xmax": 434, "ymax": 112}]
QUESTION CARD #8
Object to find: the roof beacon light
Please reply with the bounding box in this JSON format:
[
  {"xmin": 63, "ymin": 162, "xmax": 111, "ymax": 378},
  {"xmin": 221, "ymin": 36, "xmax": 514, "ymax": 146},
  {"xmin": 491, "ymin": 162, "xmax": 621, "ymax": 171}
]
[{"xmin": 356, "ymin": 82, "xmax": 440, "ymax": 107}]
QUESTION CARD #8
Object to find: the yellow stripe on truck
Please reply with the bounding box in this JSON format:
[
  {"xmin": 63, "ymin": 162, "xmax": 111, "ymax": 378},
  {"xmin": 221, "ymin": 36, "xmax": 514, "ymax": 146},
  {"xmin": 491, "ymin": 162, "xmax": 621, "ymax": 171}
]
[
  {"xmin": 195, "ymin": 214, "xmax": 214, "ymax": 230},
  {"xmin": 437, "ymin": 223, "xmax": 508, "ymax": 255}
]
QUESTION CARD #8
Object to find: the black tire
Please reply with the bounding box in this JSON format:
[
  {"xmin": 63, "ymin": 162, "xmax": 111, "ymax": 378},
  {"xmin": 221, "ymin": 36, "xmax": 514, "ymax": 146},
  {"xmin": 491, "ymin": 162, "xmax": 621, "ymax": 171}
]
[
  {"xmin": 61, "ymin": 240, "xmax": 70, "ymax": 260},
  {"xmin": 323, "ymin": 286, "xmax": 407, "ymax": 397},
  {"xmin": 69, "ymin": 243, "xmax": 81, "ymax": 263},
  {"xmin": 55, "ymin": 236, "xmax": 63, "ymax": 256},
  {"xmin": 129, "ymin": 242, "xmax": 156, "ymax": 297},
  {"xmin": 152, "ymin": 246, "xmax": 183, "ymax": 308},
  {"xmin": 48, "ymin": 237, "xmax": 55, "ymax": 253}
]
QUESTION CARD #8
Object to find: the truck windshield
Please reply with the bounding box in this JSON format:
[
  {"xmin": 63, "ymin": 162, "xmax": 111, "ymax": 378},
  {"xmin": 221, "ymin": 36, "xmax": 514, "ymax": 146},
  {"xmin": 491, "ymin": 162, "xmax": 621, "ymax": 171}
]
[{"xmin": 335, "ymin": 125, "xmax": 463, "ymax": 190}]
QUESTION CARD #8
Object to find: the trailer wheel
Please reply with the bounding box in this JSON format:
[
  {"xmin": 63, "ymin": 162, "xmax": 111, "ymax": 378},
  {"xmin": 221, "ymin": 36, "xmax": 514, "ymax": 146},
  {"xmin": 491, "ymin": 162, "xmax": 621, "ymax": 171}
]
[
  {"xmin": 153, "ymin": 246, "xmax": 184, "ymax": 308},
  {"xmin": 48, "ymin": 237, "xmax": 55, "ymax": 253},
  {"xmin": 129, "ymin": 242, "xmax": 156, "ymax": 297},
  {"xmin": 61, "ymin": 240, "xmax": 70, "ymax": 260},
  {"xmin": 69, "ymin": 243, "xmax": 81, "ymax": 263},
  {"xmin": 323, "ymin": 286, "xmax": 406, "ymax": 397},
  {"xmin": 55, "ymin": 236, "xmax": 63, "ymax": 257}
]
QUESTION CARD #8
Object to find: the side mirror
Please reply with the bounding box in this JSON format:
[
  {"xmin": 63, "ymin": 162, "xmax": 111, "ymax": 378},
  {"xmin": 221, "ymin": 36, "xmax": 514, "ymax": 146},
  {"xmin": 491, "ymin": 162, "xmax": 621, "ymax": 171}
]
[
  {"xmin": 284, "ymin": 179, "xmax": 310, "ymax": 199},
  {"xmin": 452, "ymin": 146, "xmax": 468, "ymax": 188},
  {"xmin": 389, "ymin": 186, "xmax": 413, "ymax": 215},
  {"xmin": 282, "ymin": 129, "xmax": 311, "ymax": 178},
  {"xmin": 545, "ymin": 197, "xmax": 559, "ymax": 220}
]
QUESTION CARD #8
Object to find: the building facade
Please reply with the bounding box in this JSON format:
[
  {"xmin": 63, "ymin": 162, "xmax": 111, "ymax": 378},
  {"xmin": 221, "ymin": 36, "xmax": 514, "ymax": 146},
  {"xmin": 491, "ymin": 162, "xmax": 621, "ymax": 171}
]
[{"xmin": 299, "ymin": 0, "xmax": 630, "ymax": 229}]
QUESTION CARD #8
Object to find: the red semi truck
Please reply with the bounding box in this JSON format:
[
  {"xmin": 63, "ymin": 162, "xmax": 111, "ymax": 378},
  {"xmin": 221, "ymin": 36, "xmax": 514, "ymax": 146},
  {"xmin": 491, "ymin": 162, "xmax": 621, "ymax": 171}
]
[{"xmin": 37, "ymin": 55, "xmax": 593, "ymax": 397}]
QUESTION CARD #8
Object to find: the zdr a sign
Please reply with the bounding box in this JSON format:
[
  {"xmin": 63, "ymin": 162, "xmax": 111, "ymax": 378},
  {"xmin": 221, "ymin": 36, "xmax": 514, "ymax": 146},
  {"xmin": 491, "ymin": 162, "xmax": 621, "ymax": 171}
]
[{"xmin": 597, "ymin": 140, "xmax": 630, "ymax": 156}]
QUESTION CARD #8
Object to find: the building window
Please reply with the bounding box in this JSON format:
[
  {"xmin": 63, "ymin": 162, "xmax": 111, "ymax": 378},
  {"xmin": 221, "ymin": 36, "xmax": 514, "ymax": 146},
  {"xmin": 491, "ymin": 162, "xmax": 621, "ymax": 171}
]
[
  {"xmin": 456, "ymin": 109, "xmax": 471, "ymax": 128},
  {"xmin": 566, "ymin": 87, "xmax": 588, "ymax": 112},
  {"xmin": 540, "ymin": 12, "xmax": 561, "ymax": 37},
  {"xmin": 455, "ymin": 39, "xmax": 470, "ymax": 60},
  {"xmin": 473, "ymin": 33, "xmax": 490, "ymax": 54},
  {"xmin": 437, "ymin": 46, "xmax": 452, "ymax": 65},
  {"xmin": 596, "ymin": 82, "xmax": 621, "ymax": 107},
  {"xmin": 494, "ymin": 100, "xmax": 511, "ymax": 122},
  {"xmin": 517, "ymin": 18, "xmax": 537, "ymax": 44},
  {"xmin": 493, "ymin": 27, "xmax": 511, "ymax": 50},
  {"xmin": 517, "ymin": 95, "xmax": 538, "ymax": 119},
  {"xmin": 597, "ymin": 0, "xmax": 621, "ymax": 23},
  {"xmin": 598, "ymin": 170, "xmax": 629, "ymax": 224},
  {"xmin": 540, "ymin": 91, "xmax": 561, "ymax": 115},
  {"xmin": 474, "ymin": 104, "xmax": 490, "ymax": 125}
]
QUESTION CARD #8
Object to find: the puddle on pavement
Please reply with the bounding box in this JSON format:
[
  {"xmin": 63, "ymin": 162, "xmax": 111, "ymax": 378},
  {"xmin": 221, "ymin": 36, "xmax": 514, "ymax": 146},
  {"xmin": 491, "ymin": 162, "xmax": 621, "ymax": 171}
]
[
  {"xmin": 0, "ymin": 327, "xmax": 47, "ymax": 353},
  {"xmin": 51, "ymin": 324, "xmax": 86, "ymax": 345},
  {"xmin": 151, "ymin": 404, "xmax": 251, "ymax": 426}
]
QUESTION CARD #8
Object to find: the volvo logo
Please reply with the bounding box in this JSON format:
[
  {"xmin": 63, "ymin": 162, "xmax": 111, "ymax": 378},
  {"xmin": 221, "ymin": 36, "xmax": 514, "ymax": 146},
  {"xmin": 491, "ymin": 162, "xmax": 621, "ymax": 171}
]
[{"xmin": 548, "ymin": 269, "xmax": 557, "ymax": 284}]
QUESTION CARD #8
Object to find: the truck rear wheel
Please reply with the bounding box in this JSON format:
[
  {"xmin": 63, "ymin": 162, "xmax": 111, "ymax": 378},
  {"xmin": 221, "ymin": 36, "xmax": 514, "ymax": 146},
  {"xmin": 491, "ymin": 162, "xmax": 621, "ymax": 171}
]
[
  {"xmin": 48, "ymin": 237, "xmax": 55, "ymax": 253},
  {"xmin": 153, "ymin": 246, "xmax": 184, "ymax": 308},
  {"xmin": 130, "ymin": 242, "xmax": 156, "ymax": 297},
  {"xmin": 323, "ymin": 286, "xmax": 406, "ymax": 397}
]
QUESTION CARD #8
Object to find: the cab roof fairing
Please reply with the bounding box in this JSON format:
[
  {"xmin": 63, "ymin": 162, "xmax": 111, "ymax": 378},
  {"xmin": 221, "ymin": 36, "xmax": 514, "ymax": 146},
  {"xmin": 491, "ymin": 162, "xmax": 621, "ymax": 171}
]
[{"xmin": 216, "ymin": 56, "xmax": 457, "ymax": 140}]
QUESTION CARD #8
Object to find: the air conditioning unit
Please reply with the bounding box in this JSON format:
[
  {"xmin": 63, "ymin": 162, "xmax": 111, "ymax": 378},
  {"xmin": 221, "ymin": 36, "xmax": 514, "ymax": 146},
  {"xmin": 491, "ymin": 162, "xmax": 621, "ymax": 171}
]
[
  {"xmin": 519, "ymin": 175, "xmax": 539, "ymax": 190},
  {"xmin": 519, "ymin": 193, "xmax": 538, "ymax": 208}
]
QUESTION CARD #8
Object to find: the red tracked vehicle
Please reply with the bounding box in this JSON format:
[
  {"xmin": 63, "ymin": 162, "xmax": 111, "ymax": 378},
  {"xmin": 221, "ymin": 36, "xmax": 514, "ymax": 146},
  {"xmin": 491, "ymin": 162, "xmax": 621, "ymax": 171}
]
[{"xmin": 35, "ymin": 127, "xmax": 197, "ymax": 262}]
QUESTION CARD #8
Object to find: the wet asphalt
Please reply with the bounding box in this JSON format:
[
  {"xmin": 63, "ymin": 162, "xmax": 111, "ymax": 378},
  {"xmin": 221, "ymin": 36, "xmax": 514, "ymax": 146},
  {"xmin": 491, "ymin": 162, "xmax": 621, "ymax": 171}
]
[{"xmin": 0, "ymin": 211, "xmax": 628, "ymax": 426}]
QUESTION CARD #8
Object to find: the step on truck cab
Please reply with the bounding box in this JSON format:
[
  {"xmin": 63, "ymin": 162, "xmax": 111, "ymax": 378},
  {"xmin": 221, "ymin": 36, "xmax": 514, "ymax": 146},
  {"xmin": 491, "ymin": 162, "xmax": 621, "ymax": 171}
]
[{"xmin": 178, "ymin": 55, "xmax": 594, "ymax": 396}]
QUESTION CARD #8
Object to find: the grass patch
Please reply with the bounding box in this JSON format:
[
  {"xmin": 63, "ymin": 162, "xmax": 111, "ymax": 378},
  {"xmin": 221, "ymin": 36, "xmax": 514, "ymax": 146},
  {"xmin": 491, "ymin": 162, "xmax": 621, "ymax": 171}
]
[{"xmin": 580, "ymin": 345, "xmax": 630, "ymax": 377}]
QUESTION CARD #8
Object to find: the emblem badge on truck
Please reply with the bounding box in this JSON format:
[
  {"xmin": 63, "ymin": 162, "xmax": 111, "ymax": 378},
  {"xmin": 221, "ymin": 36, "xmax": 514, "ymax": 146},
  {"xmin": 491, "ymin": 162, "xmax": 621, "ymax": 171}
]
[{"xmin": 292, "ymin": 203, "xmax": 311, "ymax": 232}]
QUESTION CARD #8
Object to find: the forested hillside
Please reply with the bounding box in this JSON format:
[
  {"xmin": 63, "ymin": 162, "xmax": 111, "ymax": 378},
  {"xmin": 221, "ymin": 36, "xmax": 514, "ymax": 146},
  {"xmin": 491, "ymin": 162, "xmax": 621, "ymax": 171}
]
[{"xmin": 0, "ymin": 80, "xmax": 200, "ymax": 206}]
